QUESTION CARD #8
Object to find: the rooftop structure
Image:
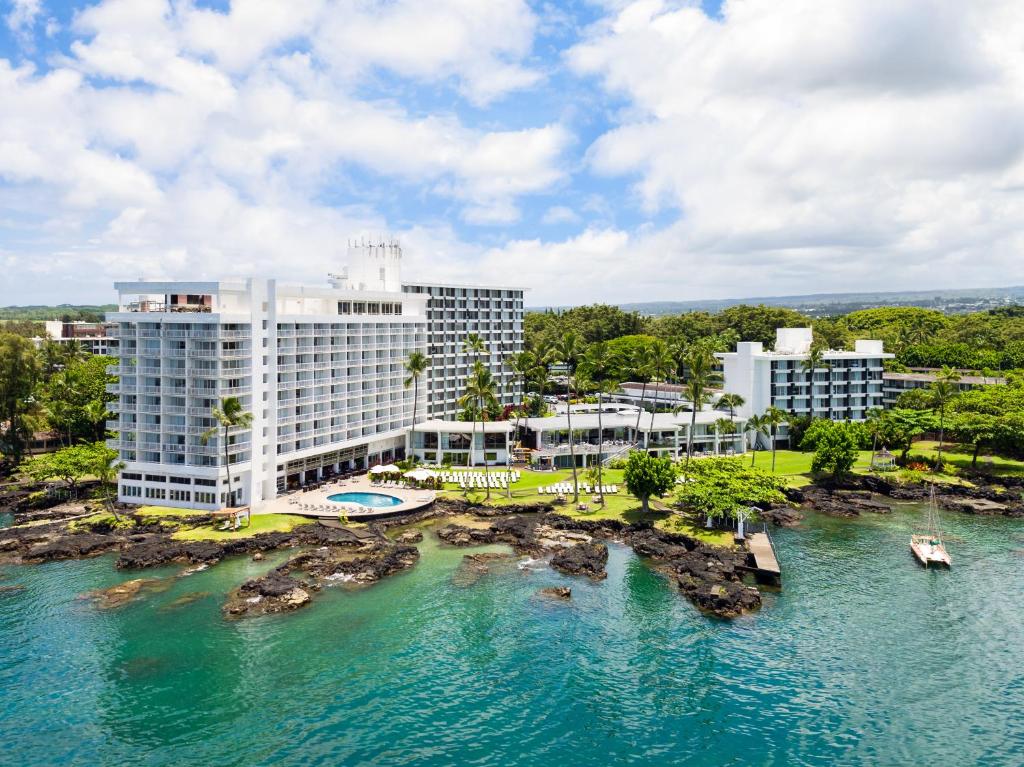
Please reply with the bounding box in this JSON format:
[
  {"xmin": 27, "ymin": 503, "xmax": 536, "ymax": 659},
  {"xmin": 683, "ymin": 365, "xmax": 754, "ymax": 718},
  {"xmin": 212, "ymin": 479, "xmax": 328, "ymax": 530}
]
[{"xmin": 33, "ymin": 320, "xmax": 115, "ymax": 356}]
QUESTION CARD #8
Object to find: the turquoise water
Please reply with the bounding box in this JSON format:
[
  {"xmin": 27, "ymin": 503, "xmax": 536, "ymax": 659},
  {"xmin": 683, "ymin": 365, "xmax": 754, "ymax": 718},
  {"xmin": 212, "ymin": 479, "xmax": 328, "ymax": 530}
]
[
  {"xmin": 1, "ymin": 504, "xmax": 1023, "ymax": 766},
  {"xmin": 326, "ymin": 491, "xmax": 403, "ymax": 507}
]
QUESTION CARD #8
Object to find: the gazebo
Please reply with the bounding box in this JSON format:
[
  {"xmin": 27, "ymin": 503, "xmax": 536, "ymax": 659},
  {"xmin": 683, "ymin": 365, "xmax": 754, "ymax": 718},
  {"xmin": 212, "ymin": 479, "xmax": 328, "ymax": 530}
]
[{"xmin": 871, "ymin": 448, "xmax": 896, "ymax": 470}]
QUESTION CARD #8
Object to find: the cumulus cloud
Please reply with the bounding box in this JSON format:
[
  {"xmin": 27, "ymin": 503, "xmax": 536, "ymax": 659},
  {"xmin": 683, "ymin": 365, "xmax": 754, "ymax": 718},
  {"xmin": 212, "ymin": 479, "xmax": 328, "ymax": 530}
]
[
  {"xmin": 561, "ymin": 0, "xmax": 1024, "ymax": 299},
  {"xmin": 4, "ymin": 0, "xmax": 1024, "ymax": 306}
]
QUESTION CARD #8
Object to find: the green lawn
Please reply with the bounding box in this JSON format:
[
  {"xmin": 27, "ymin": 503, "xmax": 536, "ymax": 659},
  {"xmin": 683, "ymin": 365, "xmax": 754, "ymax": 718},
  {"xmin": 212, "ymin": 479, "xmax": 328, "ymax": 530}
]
[
  {"xmin": 171, "ymin": 513, "xmax": 308, "ymax": 541},
  {"xmin": 746, "ymin": 449, "xmax": 875, "ymax": 479},
  {"xmin": 654, "ymin": 515, "xmax": 736, "ymax": 547},
  {"xmin": 439, "ymin": 467, "xmax": 738, "ymax": 544},
  {"xmin": 908, "ymin": 441, "xmax": 1024, "ymax": 477},
  {"xmin": 135, "ymin": 505, "xmax": 210, "ymax": 518}
]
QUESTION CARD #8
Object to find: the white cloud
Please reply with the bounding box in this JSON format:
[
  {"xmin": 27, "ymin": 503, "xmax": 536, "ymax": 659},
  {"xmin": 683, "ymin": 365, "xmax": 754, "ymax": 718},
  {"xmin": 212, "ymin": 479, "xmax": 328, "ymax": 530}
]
[
  {"xmin": 557, "ymin": 0, "xmax": 1024, "ymax": 300},
  {"xmin": 312, "ymin": 0, "xmax": 541, "ymax": 105},
  {"xmin": 542, "ymin": 205, "xmax": 580, "ymax": 225},
  {"xmin": 5, "ymin": 0, "xmax": 41, "ymax": 34}
]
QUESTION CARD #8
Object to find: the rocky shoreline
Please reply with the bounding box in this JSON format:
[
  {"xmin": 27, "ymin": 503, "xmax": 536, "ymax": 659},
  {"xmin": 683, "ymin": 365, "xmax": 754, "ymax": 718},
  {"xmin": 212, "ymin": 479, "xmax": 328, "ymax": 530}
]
[{"xmin": 2, "ymin": 466, "xmax": 1021, "ymax": 622}]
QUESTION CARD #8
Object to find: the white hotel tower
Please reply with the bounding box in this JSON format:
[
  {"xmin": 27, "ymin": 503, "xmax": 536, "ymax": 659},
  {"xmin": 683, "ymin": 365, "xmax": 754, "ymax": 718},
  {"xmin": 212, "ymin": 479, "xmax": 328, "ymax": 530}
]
[{"xmin": 106, "ymin": 241, "xmax": 524, "ymax": 510}]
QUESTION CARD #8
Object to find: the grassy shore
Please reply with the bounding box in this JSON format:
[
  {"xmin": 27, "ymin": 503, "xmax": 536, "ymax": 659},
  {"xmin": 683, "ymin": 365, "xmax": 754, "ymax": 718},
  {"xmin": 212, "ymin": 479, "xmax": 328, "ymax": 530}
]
[{"xmin": 437, "ymin": 467, "xmax": 735, "ymax": 546}]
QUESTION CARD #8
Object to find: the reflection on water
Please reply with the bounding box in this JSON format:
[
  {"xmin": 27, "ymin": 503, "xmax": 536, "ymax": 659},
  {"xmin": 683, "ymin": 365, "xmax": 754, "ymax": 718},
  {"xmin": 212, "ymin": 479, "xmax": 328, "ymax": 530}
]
[{"xmin": 0, "ymin": 507, "xmax": 1022, "ymax": 766}]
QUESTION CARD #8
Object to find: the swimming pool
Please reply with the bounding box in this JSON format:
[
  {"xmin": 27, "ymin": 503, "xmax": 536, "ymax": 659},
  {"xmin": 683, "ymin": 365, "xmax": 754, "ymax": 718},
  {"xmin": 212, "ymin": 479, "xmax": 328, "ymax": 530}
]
[{"xmin": 326, "ymin": 492, "xmax": 403, "ymax": 508}]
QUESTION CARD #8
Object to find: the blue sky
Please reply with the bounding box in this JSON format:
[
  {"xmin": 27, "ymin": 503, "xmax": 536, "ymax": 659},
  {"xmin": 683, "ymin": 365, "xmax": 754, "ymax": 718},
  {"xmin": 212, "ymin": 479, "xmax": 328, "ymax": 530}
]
[{"xmin": 1, "ymin": 0, "xmax": 1022, "ymax": 306}]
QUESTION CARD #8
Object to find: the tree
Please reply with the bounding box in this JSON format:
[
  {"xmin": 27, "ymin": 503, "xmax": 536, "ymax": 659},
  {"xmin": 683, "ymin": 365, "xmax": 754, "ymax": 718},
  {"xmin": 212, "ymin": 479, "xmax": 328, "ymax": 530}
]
[
  {"xmin": 746, "ymin": 413, "xmax": 770, "ymax": 467},
  {"xmin": 715, "ymin": 393, "xmax": 745, "ymax": 419},
  {"xmin": 947, "ymin": 412, "xmax": 998, "ymax": 468},
  {"xmin": 930, "ymin": 367, "xmax": 961, "ymax": 468},
  {"xmin": 463, "ymin": 333, "xmax": 488, "ymax": 367},
  {"xmin": 623, "ymin": 451, "xmax": 676, "ymax": 514},
  {"xmin": 714, "ymin": 417, "xmax": 735, "ymax": 455},
  {"xmin": 88, "ymin": 442, "xmax": 124, "ymax": 519},
  {"xmin": 458, "ymin": 361, "xmax": 498, "ymax": 499},
  {"xmin": 873, "ymin": 409, "xmax": 935, "ymax": 461},
  {"xmin": 629, "ymin": 341, "xmax": 658, "ymax": 438},
  {"xmin": 403, "ymin": 351, "xmax": 429, "ymax": 463},
  {"xmin": 801, "ymin": 344, "xmax": 826, "ymax": 420},
  {"xmin": 23, "ymin": 443, "xmax": 97, "ymax": 497},
  {"xmin": 0, "ymin": 333, "xmax": 40, "ymax": 464},
  {"xmin": 810, "ymin": 422, "xmax": 858, "ymax": 479},
  {"xmin": 676, "ymin": 458, "xmax": 787, "ymax": 527},
  {"xmin": 200, "ymin": 397, "xmax": 253, "ymax": 507},
  {"xmin": 552, "ymin": 331, "xmax": 583, "ymax": 503},
  {"xmin": 580, "ymin": 342, "xmax": 618, "ymax": 505},
  {"xmin": 678, "ymin": 342, "xmax": 723, "ymax": 476},
  {"xmin": 764, "ymin": 406, "xmax": 787, "ymax": 472}
]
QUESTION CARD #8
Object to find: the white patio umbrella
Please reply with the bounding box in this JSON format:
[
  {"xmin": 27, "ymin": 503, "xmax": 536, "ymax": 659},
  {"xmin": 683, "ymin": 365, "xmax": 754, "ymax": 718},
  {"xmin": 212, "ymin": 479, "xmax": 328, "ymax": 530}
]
[
  {"xmin": 404, "ymin": 468, "xmax": 437, "ymax": 481},
  {"xmin": 379, "ymin": 463, "xmax": 401, "ymax": 474},
  {"xmin": 368, "ymin": 465, "xmax": 389, "ymax": 474}
]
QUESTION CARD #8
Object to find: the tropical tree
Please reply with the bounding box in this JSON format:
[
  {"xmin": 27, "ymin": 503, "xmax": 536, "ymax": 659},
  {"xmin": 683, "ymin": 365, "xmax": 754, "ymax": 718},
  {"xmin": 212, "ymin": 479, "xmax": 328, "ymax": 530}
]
[
  {"xmin": 810, "ymin": 421, "xmax": 858, "ymax": 479},
  {"xmin": 801, "ymin": 344, "xmax": 827, "ymax": 419},
  {"xmin": 507, "ymin": 349, "xmax": 539, "ymax": 434},
  {"xmin": 930, "ymin": 367, "xmax": 961, "ymax": 468},
  {"xmin": 746, "ymin": 413, "xmax": 770, "ymax": 467},
  {"xmin": 630, "ymin": 342, "xmax": 658, "ymax": 438},
  {"xmin": 714, "ymin": 417, "xmax": 736, "ymax": 456},
  {"xmin": 0, "ymin": 333, "xmax": 40, "ymax": 464},
  {"xmin": 23, "ymin": 443, "xmax": 96, "ymax": 498},
  {"xmin": 463, "ymin": 333, "xmax": 488, "ymax": 367},
  {"xmin": 552, "ymin": 331, "xmax": 583, "ymax": 503},
  {"xmin": 764, "ymin": 406, "xmax": 787, "ymax": 472},
  {"xmin": 623, "ymin": 450, "xmax": 676, "ymax": 514},
  {"xmin": 458, "ymin": 361, "xmax": 499, "ymax": 499},
  {"xmin": 89, "ymin": 442, "xmax": 124, "ymax": 520},
  {"xmin": 647, "ymin": 338, "xmax": 676, "ymax": 433},
  {"xmin": 580, "ymin": 342, "xmax": 618, "ymax": 505},
  {"xmin": 715, "ymin": 392, "xmax": 745, "ymax": 419},
  {"xmin": 677, "ymin": 342, "xmax": 723, "ymax": 477},
  {"xmin": 403, "ymin": 351, "xmax": 429, "ymax": 463},
  {"xmin": 200, "ymin": 397, "xmax": 253, "ymax": 507}
]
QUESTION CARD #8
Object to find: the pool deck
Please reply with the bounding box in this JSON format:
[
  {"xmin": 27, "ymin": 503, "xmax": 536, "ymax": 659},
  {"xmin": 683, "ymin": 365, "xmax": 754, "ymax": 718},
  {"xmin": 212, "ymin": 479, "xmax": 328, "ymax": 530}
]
[{"xmin": 263, "ymin": 476, "xmax": 437, "ymax": 522}]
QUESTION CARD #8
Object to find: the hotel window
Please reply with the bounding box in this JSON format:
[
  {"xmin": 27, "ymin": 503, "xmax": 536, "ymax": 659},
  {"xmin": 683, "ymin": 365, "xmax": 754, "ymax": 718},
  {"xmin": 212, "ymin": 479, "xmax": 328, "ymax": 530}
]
[
  {"xmin": 169, "ymin": 489, "xmax": 191, "ymax": 502},
  {"xmin": 338, "ymin": 301, "xmax": 351, "ymax": 314},
  {"xmin": 144, "ymin": 487, "xmax": 166, "ymax": 500}
]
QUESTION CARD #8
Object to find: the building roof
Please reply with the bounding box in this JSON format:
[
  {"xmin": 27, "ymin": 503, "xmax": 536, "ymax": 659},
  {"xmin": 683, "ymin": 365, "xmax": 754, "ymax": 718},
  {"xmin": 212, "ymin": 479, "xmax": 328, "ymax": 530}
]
[
  {"xmin": 883, "ymin": 372, "xmax": 1006, "ymax": 386},
  {"xmin": 415, "ymin": 419, "xmax": 514, "ymax": 433},
  {"xmin": 521, "ymin": 410, "xmax": 743, "ymax": 432}
]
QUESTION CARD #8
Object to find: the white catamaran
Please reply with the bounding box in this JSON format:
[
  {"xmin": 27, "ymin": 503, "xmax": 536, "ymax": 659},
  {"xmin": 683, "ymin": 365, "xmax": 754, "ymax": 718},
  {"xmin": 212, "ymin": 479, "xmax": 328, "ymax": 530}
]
[{"xmin": 910, "ymin": 487, "xmax": 951, "ymax": 568}]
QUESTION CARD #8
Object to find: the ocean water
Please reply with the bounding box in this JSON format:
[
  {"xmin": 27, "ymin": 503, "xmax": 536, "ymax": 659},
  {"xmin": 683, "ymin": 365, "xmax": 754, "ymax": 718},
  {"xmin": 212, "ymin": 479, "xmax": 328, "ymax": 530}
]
[{"xmin": 1, "ymin": 504, "xmax": 1022, "ymax": 766}]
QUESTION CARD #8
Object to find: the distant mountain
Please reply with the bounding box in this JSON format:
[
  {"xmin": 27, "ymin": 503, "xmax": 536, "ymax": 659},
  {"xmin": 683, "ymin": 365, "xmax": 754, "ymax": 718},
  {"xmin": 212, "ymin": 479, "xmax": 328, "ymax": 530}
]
[{"xmin": 533, "ymin": 286, "xmax": 1024, "ymax": 316}]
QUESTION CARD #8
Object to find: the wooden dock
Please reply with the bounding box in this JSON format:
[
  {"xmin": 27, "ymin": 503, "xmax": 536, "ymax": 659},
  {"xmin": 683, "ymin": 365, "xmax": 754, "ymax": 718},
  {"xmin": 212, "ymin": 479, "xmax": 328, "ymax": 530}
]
[{"xmin": 747, "ymin": 532, "xmax": 781, "ymax": 586}]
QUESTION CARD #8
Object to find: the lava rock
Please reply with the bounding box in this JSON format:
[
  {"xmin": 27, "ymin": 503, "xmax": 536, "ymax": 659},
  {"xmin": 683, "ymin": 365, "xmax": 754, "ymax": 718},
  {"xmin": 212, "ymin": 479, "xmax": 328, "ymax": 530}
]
[
  {"xmin": 538, "ymin": 586, "xmax": 571, "ymax": 600},
  {"xmin": 550, "ymin": 542, "xmax": 608, "ymax": 580},
  {"xmin": 395, "ymin": 530, "xmax": 423, "ymax": 544}
]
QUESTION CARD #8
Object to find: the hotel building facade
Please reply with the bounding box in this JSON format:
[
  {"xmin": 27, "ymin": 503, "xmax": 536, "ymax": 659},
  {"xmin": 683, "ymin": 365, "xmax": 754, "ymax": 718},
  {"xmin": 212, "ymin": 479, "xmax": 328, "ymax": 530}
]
[
  {"xmin": 106, "ymin": 242, "xmax": 523, "ymax": 510},
  {"xmin": 718, "ymin": 328, "xmax": 893, "ymax": 444}
]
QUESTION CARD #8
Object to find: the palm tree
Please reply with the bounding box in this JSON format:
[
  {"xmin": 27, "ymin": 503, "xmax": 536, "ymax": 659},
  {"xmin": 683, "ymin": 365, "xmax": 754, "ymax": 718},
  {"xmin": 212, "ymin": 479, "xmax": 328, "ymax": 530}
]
[
  {"xmin": 931, "ymin": 367, "xmax": 961, "ymax": 469},
  {"xmin": 714, "ymin": 417, "xmax": 735, "ymax": 455},
  {"xmin": 678, "ymin": 342, "xmax": 723, "ymax": 477},
  {"xmin": 801, "ymin": 344, "xmax": 826, "ymax": 420},
  {"xmin": 404, "ymin": 351, "xmax": 429, "ymax": 463},
  {"xmin": 458, "ymin": 362, "xmax": 499, "ymax": 499},
  {"xmin": 647, "ymin": 338, "xmax": 675, "ymax": 434},
  {"xmin": 83, "ymin": 398, "xmax": 111, "ymax": 443},
  {"xmin": 552, "ymin": 331, "xmax": 583, "ymax": 503},
  {"xmin": 200, "ymin": 396, "xmax": 253, "ymax": 508},
  {"xmin": 747, "ymin": 413, "xmax": 770, "ymax": 467},
  {"xmin": 631, "ymin": 344, "xmax": 657, "ymax": 440},
  {"xmin": 581, "ymin": 342, "xmax": 617, "ymax": 506},
  {"xmin": 463, "ymin": 333, "xmax": 488, "ymax": 367},
  {"xmin": 715, "ymin": 392, "xmax": 745, "ymax": 419},
  {"xmin": 764, "ymin": 406, "xmax": 787, "ymax": 473},
  {"xmin": 507, "ymin": 350, "xmax": 538, "ymax": 434}
]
